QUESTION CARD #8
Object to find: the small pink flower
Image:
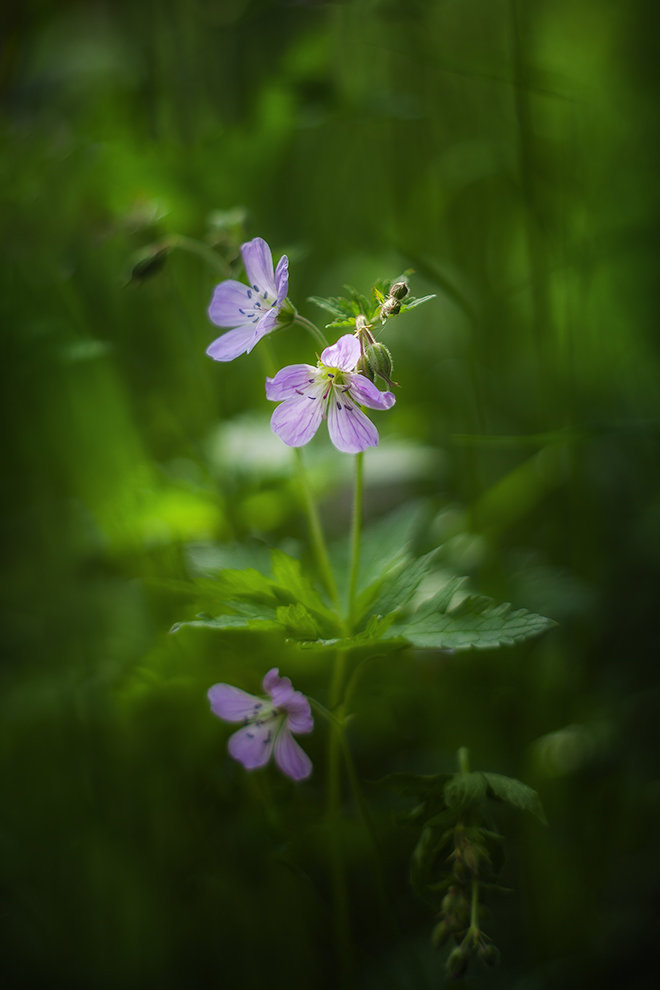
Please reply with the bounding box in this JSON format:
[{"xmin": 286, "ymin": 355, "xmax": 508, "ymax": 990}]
[{"xmin": 207, "ymin": 668, "xmax": 313, "ymax": 781}]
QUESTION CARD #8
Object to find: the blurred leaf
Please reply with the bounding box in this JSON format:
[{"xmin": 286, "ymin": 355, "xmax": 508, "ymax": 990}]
[
  {"xmin": 386, "ymin": 586, "xmax": 556, "ymax": 650},
  {"xmin": 170, "ymin": 602, "xmax": 280, "ymax": 633},
  {"xmin": 271, "ymin": 548, "xmax": 331, "ymax": 618},
  {"xmin": 399, "ymin": 293, "xmax": 437, "ymax": 311},
  {"xmin": 295, "ymin": 611, "xmax": 403, "ymax": 651},
  {"xmin": 444, "ymin": 772, "xmax": 488, "ymax": 811},
  {"xmin": 276, "ymin": 603, "xmax": 321, "ymax": 640},
  {"xmin": 481, "ymin": 773, "xmax": 547, "ymax": 824}
]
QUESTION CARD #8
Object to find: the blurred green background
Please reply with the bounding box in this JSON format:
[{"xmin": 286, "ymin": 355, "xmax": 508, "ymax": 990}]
[{"xmin": 1, "ymin": 0, "xmax": 659, "ymax": 987}]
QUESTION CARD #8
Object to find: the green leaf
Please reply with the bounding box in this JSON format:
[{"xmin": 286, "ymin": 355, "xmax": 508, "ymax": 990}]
[
  {"xmin": 295, "ymin": 612, "xmax": 404, "ymax": 652},
  {"xmin": 276, "ymin": 603, "xmax": 321, "ymax": 640},
  {"xmin": 386, "ymin": 583, "xmax": 556, "ymax": 650},
  {"xmin": 444, "ymin": 772, "xmax": 488, "ymax": 811},
  {"xmin": 354, "ymin": 501, "xmax": 427, "ymax": 595},
  {"xmin": 481, "ymin": 772, "xmax": 547, "ymax": 824},
  {"xmin": 307, "ymin": 295, "xmax": 352, "ymax": 318},
  {"xmin": 170, "ymin": 602, "xmax": 280, "ymax": 634},
  {"xmin": 270, "ymin": 549, "xmax": 330, "ymax": 616},
  {"xmin": 367, "ymin": 547, "xmax": 440, "ymax": 618},
  {"xmin": 204, "ymin": 568, "xmax": 281, "ymax": 605},
  {"xmin": 344, "ymin": 284, "xmax": 372, "ymax": 316},
  {"xmin": 400, "ymin": 293, "xmax": 437, "ymax": 311}
]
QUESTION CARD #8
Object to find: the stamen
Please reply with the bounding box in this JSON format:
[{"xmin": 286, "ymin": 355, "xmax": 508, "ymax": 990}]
[
  {"xmin": 253, "ymin": 284, "xmax": 259, "ymax": 291},
  {"xmin": 295, "ymin": 389, "xmax": 303, "ymax": 395},
  {"xmin": 336, "ymin": 402, "xmax": 342, "ymax": 409},
  {"xmin": 247, "ymin": 290, "xmax": 252, "ymax": 299},
  {"xmin": 263, "ymin": 291, "xmax": 269, "ymax": 299}
]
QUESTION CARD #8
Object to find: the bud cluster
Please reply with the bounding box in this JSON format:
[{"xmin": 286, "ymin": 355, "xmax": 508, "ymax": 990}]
[
  {"xmin": 378, "ymin": 279, "xmax": 409, "ymax": 322},
  {"xmin": 431, "ymin": 824, "xmax": 501, "ymax": 978},
  {"xmin": 354, "ymin": 314, "xmax": 398, "ymax": 389}
]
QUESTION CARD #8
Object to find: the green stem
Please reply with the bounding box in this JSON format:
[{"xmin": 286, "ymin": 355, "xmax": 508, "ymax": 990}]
[
  {"xmin": 458, "ymin": 746, "xmax": 471, "ymax": 774},
  {"xmin": 347, "ymin": 452, "xmax": 364, "ymax": 625},
  {"xmin": 293, "ymin": 312, "xmax": 329, "ymax": 349},
  {"xmin": 293, "ymin": 448, "xmax": 339, "ymax": 609},
  {"xmin": 164, "ymin": 234, "xmax": 231, "ymax": 276}
]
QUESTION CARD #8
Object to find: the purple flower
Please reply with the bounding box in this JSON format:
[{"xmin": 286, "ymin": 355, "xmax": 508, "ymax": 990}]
[
  {"xmin": 266, "ymin": 334, "xmax": 396, "ymax": 454},
  {"xmin": 206, "ymin": 237, "xmax": 289, "ymax": 362},
  {"xmin": 207, "ymin": 668, "xmax": 313, "ymax": 781}
]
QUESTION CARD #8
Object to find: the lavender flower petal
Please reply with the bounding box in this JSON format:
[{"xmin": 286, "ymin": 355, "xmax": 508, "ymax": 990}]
[
  {"xmin": 320, "ymin": 334, "xmax": 361, "ymax": 372},
  {"xmin": 274, "ymin": 254, "xmax": 289, "ymax": 305},
  {"xmin": 266, "ymin": 364, "xmax": 317, "ymax": 401},
  {"xmin": 248, "ymin": 308, "xmax": 279, "ymax": 351},
  {"xmin": 208, "ymin": 280, "xmax": 255, "ymax": 328},
  {"xmin": 273, "ymin": 725, "xmax": 313, "ymax": 781},
  {"xmin": 283, "ymin": 695, "xmax": 314, "ymax": 734},
  {"xmin": 327, "ymin": 394, "xmax": 379, "ymax": 453},
  {"xmin": 241, "ymin": 237, "xmax": 277, "ymax": 296},
  {"xmin": 271, "ymin": 396, "xmax": 324, "ymax": 447},
  {"xmin": 348, "ymin": 374, "xmax": 397, "ymax": 411},
  {"xmin": 206, "ymin": 325, "xmax": 258, "ymax": 362},
  {"xmin": 228, "ymin": 719, "xmax": 278, "ymax": 769},
  {"xmin": 262, "ymin": 668, "xmax": 295, "ymax": 706},
  {"xmin": 208, "ymin": 683, "xmax": 265, "ymax": 722}
]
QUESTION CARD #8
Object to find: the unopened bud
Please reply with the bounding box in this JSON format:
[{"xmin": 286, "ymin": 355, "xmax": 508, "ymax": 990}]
[
  {"xmin": 129, "ymin": 245, "xmax": 170, "ymax": 284},
  {"xmin": 357, "ymin": 352, "xmax": 376, "ymax": 382},
  {"xmin": 447, "ymin": 947, "xmax": 469, "ymax": 979},
  {"xmin": 364, "ymin": 342, "xmax": 398, "ymax": 387},
  {"xmin": 389, "ymin": 280, "xmax": 409, "ymax": 300},
  {"xmin": 478, "ymin": 943, "xmax": 500, "ymax": 967},
  {"xmin": 379, "ymin": 296, "xmax": 401, "ymax": 321},
  {"xmin": 432, "ymin": 921, "xmax": 451, "ymax": 949}
]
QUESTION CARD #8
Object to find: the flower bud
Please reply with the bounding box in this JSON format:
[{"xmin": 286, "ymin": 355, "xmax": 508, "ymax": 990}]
[
  {"xmin": 379, "ymin": 296, "xmax": 401, "ymax": 321},
  {"xmin": 447, "ymin": 947, "xmax": 469, "ymax": 979},
  {"xmin": 389, "ymin": 280, "xmax": 409, "ymax": 300},
  {"xmin": 357, "ymin": 352, "xmax": 376, "ymax": 382},
  {"xmin": 364, "ymin": 342, "xmax": 398, "ymax": 387},
  {"xmin": 432, "ymin": 921, "xmax": 451, "ymax": 949},
  {"xmin": 478, "ymin": 943, "xmax": 500, "ymax": 967},
  {"xmin": 129, "ymin": 244, "xmax": 170, "ymax": 284}
]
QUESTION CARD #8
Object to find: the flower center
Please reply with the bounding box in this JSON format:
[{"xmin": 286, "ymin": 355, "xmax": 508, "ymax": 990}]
[{"xmin": 238, "ymin": 284, "xmax": 278, "ymax": 324}]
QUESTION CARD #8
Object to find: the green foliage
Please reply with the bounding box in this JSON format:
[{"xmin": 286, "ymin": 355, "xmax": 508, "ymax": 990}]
[
  {"xmin": 481, "ymin": 772, "xmax": 548, "ymax": 824},
  {"xmin": 308, "ymin": 279, "xmax": 435, "ymax": 330},
  {"xmin": 384, "ymin": 584, "xmax": 557, "ymax": 651}
]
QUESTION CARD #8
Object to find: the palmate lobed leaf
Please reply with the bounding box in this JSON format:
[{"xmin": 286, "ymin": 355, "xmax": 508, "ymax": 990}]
[{"xmin": 384, "ymin": 586, "xmax": 556, "ymax": 651}]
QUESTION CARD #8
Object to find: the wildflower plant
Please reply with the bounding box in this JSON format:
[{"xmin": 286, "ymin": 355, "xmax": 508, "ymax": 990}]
[{"xmin": 159, "ymin": 230, "xmax": 555, "ymax": 979}]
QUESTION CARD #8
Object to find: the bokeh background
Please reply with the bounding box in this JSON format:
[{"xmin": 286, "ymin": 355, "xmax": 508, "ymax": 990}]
[{"xmin": 2, "ymin": 1, "xmax": 659, "ymax": 987}]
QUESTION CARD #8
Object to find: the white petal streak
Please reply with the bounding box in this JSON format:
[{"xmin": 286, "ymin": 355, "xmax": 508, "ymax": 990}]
[{"xmin": 327, "ymin": 392, "xmax": 379, "ymax": 453}]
